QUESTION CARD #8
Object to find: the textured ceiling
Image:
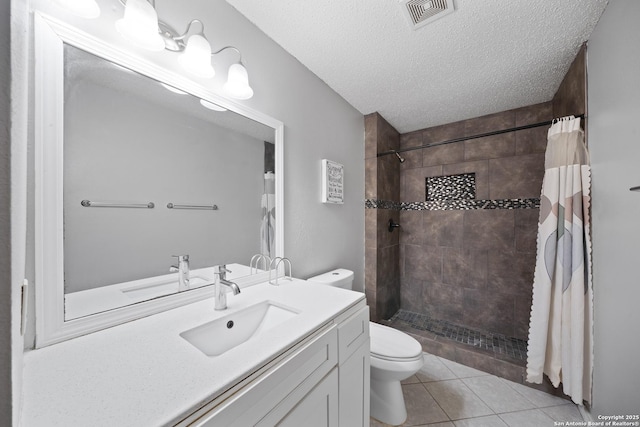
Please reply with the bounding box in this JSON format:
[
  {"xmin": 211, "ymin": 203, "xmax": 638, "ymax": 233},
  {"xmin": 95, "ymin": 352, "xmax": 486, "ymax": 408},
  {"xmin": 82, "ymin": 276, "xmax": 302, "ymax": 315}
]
[{"xmin": 226, "ymin": 0, "xmax": 608, "ymax": 133}]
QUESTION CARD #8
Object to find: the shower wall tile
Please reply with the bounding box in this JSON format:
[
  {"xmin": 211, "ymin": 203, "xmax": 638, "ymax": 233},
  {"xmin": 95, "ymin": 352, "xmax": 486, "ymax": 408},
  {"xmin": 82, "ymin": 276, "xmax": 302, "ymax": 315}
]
[
  {"xmin": 423, "ymin": 141, "xmax": 465, "ymax": 167},
  {"xmin": 443, "ymin": 160, "xmax": 489, "ymax": 200},
  {"xmin": 378, "ymin": 154, "xmax": 400, "ymax": 201},
  {"xmin": 401, "ymin": 131, "xmax": 423, "ymax": 149},
  {"xmin": 376, "ymin": 245, "xmax": 400, "ymax": 319},
  {"xmin": 405, "ymin": 244, "xmax": 442, "ymax": 283},
  {"xmin": 364, "ymin": 113, "xmax": 378, "ymax": 159},
  {"xmin": 464, "ymin": 110, "xmax": 515, "ymax": 136},
  {"xmin": 513, "ymin": 101, "xmax": 553, "ymax": 155},
  {"xmin": 401, "ymin": 277, "xmax": 424, "ymax": 314},
  {"xmin": 514, "ymin": 101, "xmax": 553, "ymax": 127},
  {"xmin": 489, "ymin": 153, "xmax": 545, "ymax": 199},
  {"xmin": 463, "ymin": 210, "xmax": 515, "ymax": 252},
  {"xmin": 364, "ymin": 112, "xmax": 401, "ymax": 322},
  {"xmin": 515, "ymin": 209, "xmax": 540, "ymax": 253},
  {"xmin": 487, "ymin": 250, "xmax": 536, "ymax": 297},
  {"xmin": 423, "ymin": 210, "xmax": 464, "ymax": 248},
  {"xmin": 365, "ymin": 245, "xmax": 377, "ymax": 319},
  {"xmin": 401, "ymin": 165, "xmax": 443, "ymax": 201},
  {"xmin": 379, "ymin": 117, "xmax": 400, "ymax": 154},
  {"xmin": 425, "ymin": 282, "xmax": 464, "ymax": 323},
  {"xmin": 400, "ymin": 210, "xmax": 424, "ymax": 246},
  {"xmin": 377, "ymin": 208, "xmax": 399, "ymax": 248},
  {"xmin": 514, "ymin": 295, "xmax": 533, "ymax": 340},
  {"xmin": 464, "ymin": 132, "xmax": 515, "ymax": 161},
  {"xmin": 515, "ymin": 127, "xmax": 548, "ymax": 155},
  {"xmin": 365, "ymin": 158, "xmax": 377, "ymax": 199},
  {"xmin": 365, "ymin": 208, "xmax": 377, "ymax": 247},
  {"xmin": 378, "ymin": 244, "xmax": 400, "ymax": 318},
  {"xmin": 442, "ymin": 247, "xmax": 488, "ymax": 290},
  {"xmin": 422, "ymin": 121, "xmax": 465, "ymax": 145},
  {"xmin": 552, "ymin": 44, "xmax": 587, "ymax": 119},
  {"xmin": 464, "ymin": 291, "xmax": 515, "ymax": 337},
  {"xmin": 399, "ymin": 132, "xmax": 423, "ymax": 170}
]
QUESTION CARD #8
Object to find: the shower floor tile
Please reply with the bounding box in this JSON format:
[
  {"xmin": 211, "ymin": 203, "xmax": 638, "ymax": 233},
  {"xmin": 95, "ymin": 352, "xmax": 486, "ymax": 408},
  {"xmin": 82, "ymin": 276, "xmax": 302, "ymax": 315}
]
[{"xmin": 388, "ymin": 309, "xmax": 528, "ymax": 361}]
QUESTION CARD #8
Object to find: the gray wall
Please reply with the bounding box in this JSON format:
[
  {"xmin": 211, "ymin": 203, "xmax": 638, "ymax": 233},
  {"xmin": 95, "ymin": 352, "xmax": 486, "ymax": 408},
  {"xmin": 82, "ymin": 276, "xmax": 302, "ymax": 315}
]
[
  {"xmin": 64, "ymin": 78, "xmax": 264, "ymax": 293},
  {"xmin": 588, "ymin": 0, "xmax": 640, "ymax": 415},
  {"xmin": 22, "ymin": 0, "xmax": 365, "ymax": 347}
]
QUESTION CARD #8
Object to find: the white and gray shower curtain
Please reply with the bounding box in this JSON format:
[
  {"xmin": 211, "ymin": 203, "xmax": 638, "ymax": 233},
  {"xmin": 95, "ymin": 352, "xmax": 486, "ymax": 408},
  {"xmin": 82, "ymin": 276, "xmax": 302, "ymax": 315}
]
[
  {"xmin": 260, "ymin": 172, "xmax": 275, "ymax": 258},
  {"xmin": 526, "ymin": 116, "xmax": 593, "ymax": 404}
]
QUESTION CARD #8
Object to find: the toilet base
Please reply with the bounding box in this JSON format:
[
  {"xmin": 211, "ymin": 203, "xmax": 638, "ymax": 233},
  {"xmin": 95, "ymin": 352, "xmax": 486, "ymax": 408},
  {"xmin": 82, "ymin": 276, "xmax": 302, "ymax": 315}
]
[{"xmin": 370, "ymin": 377, "xmax": 407, "ymax": 426}]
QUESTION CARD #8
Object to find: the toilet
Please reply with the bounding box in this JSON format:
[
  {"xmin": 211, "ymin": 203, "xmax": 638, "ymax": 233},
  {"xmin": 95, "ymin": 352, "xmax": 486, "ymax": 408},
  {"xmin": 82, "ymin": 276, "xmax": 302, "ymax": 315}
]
[{"xmin": 307, "ymin": 269, "xmax": 424, "ymax": 426}]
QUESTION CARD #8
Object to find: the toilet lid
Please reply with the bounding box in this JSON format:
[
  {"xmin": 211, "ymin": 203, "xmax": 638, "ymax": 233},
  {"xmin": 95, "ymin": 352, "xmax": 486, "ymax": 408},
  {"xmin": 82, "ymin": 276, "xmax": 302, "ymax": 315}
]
[{"xmin": 369, "ymin": 323, "xmax": 422, "ymax": 361}]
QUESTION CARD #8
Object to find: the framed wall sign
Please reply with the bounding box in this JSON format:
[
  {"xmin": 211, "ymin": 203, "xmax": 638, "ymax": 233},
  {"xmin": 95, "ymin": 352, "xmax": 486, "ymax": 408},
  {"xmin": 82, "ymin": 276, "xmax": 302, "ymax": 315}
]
[{"xmin": 321, "ymin": 159, "xmax": 344, "ymax": 204}]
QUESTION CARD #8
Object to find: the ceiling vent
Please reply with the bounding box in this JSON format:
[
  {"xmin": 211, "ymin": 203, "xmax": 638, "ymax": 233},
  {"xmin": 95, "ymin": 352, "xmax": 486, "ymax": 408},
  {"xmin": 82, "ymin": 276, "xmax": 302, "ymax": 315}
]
[{"xmin": 399, "ymin": 0, "xmax": 455, "ymax": 30}]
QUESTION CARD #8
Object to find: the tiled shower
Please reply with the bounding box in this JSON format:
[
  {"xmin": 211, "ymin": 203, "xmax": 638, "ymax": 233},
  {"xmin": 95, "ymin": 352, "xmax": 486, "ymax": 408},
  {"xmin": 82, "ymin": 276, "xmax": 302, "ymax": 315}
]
[{"xmin": 365, "ymin": 46, "xmax": 586, "ymax": 387}]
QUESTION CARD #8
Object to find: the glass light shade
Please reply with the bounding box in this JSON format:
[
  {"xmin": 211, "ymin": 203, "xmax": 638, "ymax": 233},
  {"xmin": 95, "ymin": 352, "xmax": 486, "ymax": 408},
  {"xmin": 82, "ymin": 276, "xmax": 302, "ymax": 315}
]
[
  {"xmin": 199, "ymin": 99, "xmax": 227, "ymax": 112},
  {"xmin": 178, "ymin": 35, "xmax": 215, "ymax": 79},
  {"xmin": 52, "ymin": 0, "xmax": 100, "ymax": 19},
  {"xmin": 115, "ymin": 0, "xmax": 165, "ymax": 52},
  {"xmin": 223, "ymin": 63, "xmax": 254, "ymax": 100},
  {"xmin": 160, "ymin": 83, "xmax": 188, "ymax": 95}
]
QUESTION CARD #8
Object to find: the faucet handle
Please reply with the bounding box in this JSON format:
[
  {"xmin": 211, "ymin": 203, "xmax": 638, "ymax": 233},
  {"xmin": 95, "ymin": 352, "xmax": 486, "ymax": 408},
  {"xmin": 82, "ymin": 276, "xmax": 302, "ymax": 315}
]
[
  {"xmin": 172, "ymin": 254, "xmax": 189, "ymax": 263},
  {"xmin": 214, "ymin": 264, "xmax": 232, "ymax": 280}
]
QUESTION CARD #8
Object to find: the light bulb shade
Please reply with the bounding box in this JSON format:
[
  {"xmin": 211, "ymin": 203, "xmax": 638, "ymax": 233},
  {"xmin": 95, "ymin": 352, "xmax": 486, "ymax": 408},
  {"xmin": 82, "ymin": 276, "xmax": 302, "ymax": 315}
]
[
  {"xmin": 53, "ymin": 0, "xmax": 100, "ymax": 19},
  {"xmin": 223, "ymin": 63, "xmax": 254, "ymax": 100},
  {"xmin": 115, "ymin": 0, "xmax": 165, "ymax": 52},
  {"xmin": 199, "ymin": 99, "xmax": 227, "ymax": 112},
  {"xmin": 178, "ymin": 35, "xmax": 215, "ymax": 79}
]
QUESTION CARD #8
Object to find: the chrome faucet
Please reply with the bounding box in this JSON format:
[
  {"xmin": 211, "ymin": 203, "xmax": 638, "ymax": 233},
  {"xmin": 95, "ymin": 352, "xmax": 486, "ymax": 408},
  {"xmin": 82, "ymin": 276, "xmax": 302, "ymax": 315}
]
[
  {"xmin": 214, "ymin": 264, "xmax": 241, "ymax": 310},
  {"xmin": 170, "ymin": 255, "xmax": 190, "ymax": 292}
]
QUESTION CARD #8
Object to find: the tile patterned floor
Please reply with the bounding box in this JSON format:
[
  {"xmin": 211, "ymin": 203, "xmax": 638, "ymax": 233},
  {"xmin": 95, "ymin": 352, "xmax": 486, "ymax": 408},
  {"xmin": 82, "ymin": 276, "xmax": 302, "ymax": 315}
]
[
  {"xmin": 389, "ymin": 310, "xmax": 528, "ymax": 361},
  {"xmin": 370, "ymin": 353, "xmax": 583, "ymax": 427}
]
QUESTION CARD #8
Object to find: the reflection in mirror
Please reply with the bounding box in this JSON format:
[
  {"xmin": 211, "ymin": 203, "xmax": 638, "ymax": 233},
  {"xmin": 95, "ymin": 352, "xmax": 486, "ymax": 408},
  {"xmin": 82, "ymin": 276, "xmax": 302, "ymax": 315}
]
[{"xmin": 62, "ymin": 44, "xmax": 276, "ymax": 320}]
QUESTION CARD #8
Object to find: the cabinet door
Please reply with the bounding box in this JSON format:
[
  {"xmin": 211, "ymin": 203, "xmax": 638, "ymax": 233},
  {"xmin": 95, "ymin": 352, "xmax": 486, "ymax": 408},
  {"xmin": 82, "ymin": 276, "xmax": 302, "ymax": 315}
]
[
  {"xmin": 276, "ymin": 369, "xmax": 338, "ymax": 427},
  {"xmin": 191, "ymin": 326, "xmax": 337, "ymax": 427},
  {"xmin": 339, "ymin": 339, "xmax": 370, "ymax": 427}
]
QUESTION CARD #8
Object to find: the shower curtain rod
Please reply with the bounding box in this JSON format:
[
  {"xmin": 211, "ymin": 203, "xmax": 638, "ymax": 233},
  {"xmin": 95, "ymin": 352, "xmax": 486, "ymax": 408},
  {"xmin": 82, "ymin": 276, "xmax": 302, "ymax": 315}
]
[{"xmin": 377, "ymin": 113, "xmax": 586, "ymax": 158}]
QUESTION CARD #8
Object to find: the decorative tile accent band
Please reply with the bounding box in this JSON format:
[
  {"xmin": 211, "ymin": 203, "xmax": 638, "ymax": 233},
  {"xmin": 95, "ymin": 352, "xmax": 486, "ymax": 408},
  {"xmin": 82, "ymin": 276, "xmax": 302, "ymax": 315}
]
[
  {"xmin": 426, "ymin": 173, "xmax": 476, "ymax": 201},
  {"xmin": 365, "ymin": 198, "xmax": 540, "ymax": 211}
]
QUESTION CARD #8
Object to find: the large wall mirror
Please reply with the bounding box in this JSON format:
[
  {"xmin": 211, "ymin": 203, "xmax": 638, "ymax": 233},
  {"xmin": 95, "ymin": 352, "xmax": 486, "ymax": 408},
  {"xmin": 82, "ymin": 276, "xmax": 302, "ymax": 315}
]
[{"xmin": 34, "ymin": 14, "xmax": 284, "ymax": 347}]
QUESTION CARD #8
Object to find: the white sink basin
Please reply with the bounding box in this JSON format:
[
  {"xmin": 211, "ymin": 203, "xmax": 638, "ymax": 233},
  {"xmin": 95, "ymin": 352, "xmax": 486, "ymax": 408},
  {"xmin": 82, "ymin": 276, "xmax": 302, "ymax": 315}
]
[
  {"xmin": 121, "ymin": 275, "xmax": 210, "ymax": 299},
  {"xmin": 180, "ymin": 301, "xmax": 299, "ymax": 357}
]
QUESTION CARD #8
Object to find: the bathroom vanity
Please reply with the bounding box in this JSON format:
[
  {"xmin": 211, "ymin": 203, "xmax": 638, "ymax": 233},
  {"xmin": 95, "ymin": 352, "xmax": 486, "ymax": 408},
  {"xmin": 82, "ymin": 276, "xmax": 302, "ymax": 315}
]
[
  {"xmin": 24, "ymin": 10, "xmax": 370, "ymax": 426},
  {"xmin": 22, "ymin": 279, "xmax": 370, "ymax": 426}
]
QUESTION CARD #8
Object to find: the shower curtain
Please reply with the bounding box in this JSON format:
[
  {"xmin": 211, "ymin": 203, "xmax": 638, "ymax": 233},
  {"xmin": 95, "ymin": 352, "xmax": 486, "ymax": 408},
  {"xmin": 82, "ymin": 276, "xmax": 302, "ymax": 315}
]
[
  {"xmin": 526, "ymin": 116, "xmax": 593, "ymax": 404},
  {"xmin": 260, "ymin": 172, "xmax": 276, "ymax": 258}
]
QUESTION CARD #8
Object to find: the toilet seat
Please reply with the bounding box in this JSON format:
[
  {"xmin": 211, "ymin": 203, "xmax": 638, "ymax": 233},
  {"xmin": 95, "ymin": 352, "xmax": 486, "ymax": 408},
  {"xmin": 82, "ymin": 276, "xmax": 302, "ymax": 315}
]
[{"xmin": 369, "ymin": 323, "xmax": 423, "ymax": 362}]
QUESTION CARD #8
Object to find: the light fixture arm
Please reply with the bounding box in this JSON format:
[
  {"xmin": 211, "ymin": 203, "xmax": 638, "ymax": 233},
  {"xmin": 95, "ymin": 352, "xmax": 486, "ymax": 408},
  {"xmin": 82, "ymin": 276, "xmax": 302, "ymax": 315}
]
[
  {"xmin": 211, "ymin": 45, "xmax": 245, "ymax": 65},
  {"xmin": 173, "ymin": 19, "xmax": 205, "ymax": 41}
]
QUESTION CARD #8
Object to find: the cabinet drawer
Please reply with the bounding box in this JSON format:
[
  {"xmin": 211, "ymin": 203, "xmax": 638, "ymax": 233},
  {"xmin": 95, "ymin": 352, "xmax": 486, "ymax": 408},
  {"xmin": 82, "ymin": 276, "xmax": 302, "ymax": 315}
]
[
  {"xmin": 191, "ymin": 325, "xmax": 338, "ymax": 427},
  {"xmin": 337, "ymin": 306, "xmax": 369, "ymax": 365}
]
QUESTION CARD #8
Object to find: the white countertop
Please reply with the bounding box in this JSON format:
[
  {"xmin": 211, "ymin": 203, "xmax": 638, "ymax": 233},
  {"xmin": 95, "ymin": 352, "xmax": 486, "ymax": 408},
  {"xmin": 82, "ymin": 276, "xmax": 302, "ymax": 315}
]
[{"xmin": 22, "ymin": 279, "xmax": 365, "ymax": 427}]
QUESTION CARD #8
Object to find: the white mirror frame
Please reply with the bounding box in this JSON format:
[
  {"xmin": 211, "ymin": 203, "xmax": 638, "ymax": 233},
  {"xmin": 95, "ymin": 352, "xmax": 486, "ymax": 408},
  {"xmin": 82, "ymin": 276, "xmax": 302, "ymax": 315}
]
[{"xmin": 34, "ymin": 13, "xmax": 284, "ymax": 348}]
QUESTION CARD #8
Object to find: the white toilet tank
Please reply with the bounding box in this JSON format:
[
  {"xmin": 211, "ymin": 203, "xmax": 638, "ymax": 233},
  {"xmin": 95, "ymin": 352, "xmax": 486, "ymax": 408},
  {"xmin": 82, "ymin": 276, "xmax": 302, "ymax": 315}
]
[{"xmin": 307, "ymin": 269, "xmax": 355, "ymax": 290}]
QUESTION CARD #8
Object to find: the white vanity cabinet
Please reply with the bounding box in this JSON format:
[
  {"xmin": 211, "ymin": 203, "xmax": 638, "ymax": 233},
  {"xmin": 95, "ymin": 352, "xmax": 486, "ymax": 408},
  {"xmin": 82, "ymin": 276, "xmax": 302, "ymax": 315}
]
[{"xmin": 184, "ymin": 304, "xmax": 370, "ymax": 427}]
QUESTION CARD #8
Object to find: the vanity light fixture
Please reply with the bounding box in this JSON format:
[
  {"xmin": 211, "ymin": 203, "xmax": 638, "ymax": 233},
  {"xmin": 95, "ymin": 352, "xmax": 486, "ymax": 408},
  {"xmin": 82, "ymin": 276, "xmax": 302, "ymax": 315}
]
[
  {"xmin": 115, "ymin": 0, "xmax": 165, "ymax": 51},
  {"xmin": 113, "ymin": 0, "xmax": 254, "ymax": 99},
  {"xmin": 52, "ymin": 0, "xmax": 101, "ymax": 19}
]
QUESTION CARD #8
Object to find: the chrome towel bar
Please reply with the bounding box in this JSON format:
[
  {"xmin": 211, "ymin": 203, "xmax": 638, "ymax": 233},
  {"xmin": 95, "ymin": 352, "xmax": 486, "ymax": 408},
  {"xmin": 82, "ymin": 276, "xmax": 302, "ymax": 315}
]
[
  {"xmin": 166, "ymin": 203, "xmax": 218, "ymax": 210},
  {"xmin": 81, "ymin": 200, "xmax": 155, "ymax": 209}
]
